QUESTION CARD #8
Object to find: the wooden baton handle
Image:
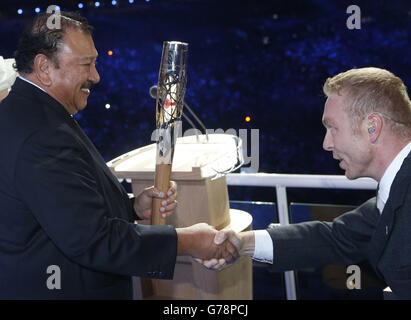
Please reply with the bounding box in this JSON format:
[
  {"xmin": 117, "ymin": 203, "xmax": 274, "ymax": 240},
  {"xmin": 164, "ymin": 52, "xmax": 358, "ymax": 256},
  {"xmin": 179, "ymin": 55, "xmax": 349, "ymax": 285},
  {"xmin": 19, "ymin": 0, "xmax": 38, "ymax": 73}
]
[{"xmin": 151, "ymin": 163, "xmax": 172, "ymax": 225}]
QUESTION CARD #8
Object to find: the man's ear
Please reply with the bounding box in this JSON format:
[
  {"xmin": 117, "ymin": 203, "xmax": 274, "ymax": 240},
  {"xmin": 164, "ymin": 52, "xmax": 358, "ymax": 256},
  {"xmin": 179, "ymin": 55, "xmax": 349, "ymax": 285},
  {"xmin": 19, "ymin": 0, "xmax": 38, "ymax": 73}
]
[
  {"xmin": 366, "ymin": 113, "xmax": 383, "ymax": 143},
  {"xmin": 32, "ymin": 54, "xmax": 52, "ymax": 86}
]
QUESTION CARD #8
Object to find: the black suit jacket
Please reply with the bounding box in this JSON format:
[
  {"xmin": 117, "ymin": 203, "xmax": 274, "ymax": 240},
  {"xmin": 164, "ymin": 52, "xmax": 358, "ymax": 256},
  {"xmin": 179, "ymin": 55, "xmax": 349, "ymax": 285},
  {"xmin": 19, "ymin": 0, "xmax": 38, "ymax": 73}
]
[
  {"xmin": 0, "ymin": 78, "xmax": 177, "ymax": 299},
  {"xmin": 267, "ymin": 150, "xmax": 411, "ymax": 299}
]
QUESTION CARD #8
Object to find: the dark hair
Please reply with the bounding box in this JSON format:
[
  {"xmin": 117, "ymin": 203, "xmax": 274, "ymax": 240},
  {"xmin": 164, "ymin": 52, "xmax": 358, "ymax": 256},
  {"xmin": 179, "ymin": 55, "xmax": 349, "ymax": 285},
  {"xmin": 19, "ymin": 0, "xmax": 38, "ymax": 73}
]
[{"xmin": 14, "ymin": 10, "xmax": 94, "ymax": 74}]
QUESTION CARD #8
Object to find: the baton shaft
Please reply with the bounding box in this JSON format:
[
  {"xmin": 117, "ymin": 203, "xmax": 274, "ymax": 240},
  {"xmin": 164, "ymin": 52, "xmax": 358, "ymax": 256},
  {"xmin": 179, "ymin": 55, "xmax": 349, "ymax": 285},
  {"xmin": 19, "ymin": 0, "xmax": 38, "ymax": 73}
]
[{"xmin": 152, "ymin": 163, "xmax": 172, "ymax": 225}]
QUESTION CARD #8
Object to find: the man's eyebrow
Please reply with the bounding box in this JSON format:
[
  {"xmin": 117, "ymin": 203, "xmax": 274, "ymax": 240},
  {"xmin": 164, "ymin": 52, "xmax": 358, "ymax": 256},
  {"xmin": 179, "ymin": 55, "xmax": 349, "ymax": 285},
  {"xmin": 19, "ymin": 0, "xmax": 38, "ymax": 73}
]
[{"xmin": 80, "ymin": 55, "xmax": 98, "ymax": 61}]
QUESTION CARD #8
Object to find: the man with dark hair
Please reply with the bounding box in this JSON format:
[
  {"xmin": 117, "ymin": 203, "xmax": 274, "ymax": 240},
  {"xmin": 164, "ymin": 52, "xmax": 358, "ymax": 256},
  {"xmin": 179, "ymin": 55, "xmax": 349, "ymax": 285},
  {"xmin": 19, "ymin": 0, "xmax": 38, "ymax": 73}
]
[
  {"xmin": 0, "ymin": 11, "xmax": 237, "ymax": 299},
  {"xmin": 14, "ymin": 11, "xmax": 93, "ymax": 74}
]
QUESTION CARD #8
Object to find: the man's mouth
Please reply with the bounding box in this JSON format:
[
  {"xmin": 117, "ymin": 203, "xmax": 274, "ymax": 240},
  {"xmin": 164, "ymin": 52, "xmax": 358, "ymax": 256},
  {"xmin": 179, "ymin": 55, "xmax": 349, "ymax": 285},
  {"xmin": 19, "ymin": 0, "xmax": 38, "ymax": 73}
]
[
  {"xmin": 336, "ymin": 158, "xmax": 347, "ymax": 170},
  {"xmin": 81, "ymin": 83, "xmax": 93, "ymax": 95},
  {"xmin": 333, "ymin": 155, "xmax": 345, "ymax": 169}
]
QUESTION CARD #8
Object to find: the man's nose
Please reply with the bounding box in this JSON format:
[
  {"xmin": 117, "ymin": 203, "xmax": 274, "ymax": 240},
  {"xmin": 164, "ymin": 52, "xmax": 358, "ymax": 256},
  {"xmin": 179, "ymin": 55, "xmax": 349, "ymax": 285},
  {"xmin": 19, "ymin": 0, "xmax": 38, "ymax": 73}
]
[
  {"xmin": 90, "ymin": 64, "xmax": 100, "ymax": 84},
  {"xmin": 323, "ymin": 130, "xmax": 333, "ymax": 151}
]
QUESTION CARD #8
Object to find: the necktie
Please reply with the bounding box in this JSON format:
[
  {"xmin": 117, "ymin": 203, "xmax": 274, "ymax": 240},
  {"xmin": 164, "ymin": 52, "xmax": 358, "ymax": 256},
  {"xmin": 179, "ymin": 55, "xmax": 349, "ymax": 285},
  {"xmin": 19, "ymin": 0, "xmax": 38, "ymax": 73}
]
[{"xmin": 376, "ymin": 184, "xmax": 385, "ymax": 214}]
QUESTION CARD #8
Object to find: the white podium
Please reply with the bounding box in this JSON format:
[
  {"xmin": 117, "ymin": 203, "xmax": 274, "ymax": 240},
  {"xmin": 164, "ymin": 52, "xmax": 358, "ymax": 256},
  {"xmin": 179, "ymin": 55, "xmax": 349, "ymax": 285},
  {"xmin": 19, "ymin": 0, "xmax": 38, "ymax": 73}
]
[{"xmin": 108, "ymin": 134, "xmax": 253, "ymax": 299}]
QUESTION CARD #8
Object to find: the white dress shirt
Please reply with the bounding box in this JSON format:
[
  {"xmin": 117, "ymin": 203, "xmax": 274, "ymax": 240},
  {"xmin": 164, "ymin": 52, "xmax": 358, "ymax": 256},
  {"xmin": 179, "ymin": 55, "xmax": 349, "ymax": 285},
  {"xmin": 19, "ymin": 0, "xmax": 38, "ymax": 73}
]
[
  {"xmin": 377, "ymin": 141, "xmax": 411, "ymax": 214},
  {"xmin": 254, "ymin": 141, "xmax": 411, "ymax": 263},
  {"xmin": 252, "ymin": 230, "xmax": 274, "ymax": 263}
]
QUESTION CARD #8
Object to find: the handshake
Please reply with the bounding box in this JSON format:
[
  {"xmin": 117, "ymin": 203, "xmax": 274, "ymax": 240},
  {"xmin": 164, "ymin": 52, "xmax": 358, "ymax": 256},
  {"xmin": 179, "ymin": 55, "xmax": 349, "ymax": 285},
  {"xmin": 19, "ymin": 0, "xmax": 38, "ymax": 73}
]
[
  {"xmin": 137, "ymin": 182, "xmax": 255, "ymax": 270},
  {"xmin": 176, "ymin": 223, "xmax": 255, "ymax": 270}
]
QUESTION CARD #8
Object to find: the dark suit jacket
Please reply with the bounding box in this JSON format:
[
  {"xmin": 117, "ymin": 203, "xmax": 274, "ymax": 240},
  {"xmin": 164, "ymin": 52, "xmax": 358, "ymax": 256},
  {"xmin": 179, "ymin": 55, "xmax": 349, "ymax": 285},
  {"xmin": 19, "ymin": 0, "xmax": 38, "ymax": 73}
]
[
  {"xmin": 267, "ymin": 150, "xmax": 411, "ymax": 299},
  {"xmin": 0, "ymin": 78, "xmax": 177, "ymax": 299}
]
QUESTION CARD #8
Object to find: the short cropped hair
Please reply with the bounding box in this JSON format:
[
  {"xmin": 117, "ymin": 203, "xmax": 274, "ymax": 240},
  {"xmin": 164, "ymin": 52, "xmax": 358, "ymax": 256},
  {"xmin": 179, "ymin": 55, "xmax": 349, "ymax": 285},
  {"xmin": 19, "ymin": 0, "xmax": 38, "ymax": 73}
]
[
  {"xmin": 14, "ymin": 11, "xmax": 93, "ymax": 74},
  {"xmin": 323, "ymin": 67, "xmax": 411, "ymax": 139}
]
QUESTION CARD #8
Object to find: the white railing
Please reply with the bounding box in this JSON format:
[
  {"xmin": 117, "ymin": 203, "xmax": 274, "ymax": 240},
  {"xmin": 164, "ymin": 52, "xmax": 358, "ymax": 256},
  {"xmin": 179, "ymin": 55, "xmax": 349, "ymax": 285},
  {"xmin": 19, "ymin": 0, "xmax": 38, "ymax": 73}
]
[{"xmin": 226, "ymin": 173, "xmax": 378, "ymax": 300}]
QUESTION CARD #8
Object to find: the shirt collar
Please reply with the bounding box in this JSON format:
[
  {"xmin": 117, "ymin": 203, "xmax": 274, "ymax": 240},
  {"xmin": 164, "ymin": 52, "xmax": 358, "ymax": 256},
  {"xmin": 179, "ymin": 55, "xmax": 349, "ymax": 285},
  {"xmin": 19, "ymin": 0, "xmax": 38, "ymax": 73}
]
[
  {"xmin": 18, "ymin": 75, "xmax": 46, "ymax": 93},
  {"xmin": 17, "ymin": 75, "xmax": 73, "ymax": 118},
  {"xmin": 378, "ymin": 141, "xmax": 411, "ymax": 211}
]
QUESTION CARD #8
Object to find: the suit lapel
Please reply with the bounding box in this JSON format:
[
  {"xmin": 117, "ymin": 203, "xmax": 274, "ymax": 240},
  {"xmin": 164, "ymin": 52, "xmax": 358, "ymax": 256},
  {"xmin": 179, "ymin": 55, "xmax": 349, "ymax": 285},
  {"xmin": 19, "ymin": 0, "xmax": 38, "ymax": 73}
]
[
  {"xmin": 12, "ymin": 78, "xmax": 126, "ymax": 198},
  {"xmin": 68, "ymin": 118, "xmax": 126, "ymax": 197},
  {"xmin": 368, "ymin": 152, "xmax": 411, "ymax": 271}
]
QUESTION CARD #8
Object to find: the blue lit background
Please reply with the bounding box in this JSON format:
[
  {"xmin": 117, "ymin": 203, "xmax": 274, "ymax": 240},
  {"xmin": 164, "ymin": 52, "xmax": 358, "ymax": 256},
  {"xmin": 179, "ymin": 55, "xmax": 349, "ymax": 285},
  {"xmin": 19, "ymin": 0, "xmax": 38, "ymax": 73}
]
[
  {"xmin": 1, "ymin": 0, "xmax": 410, "ymax": 300},
  {"xmin": 1, "ymin": 0, "xmax": 410, "ymax": 205}
]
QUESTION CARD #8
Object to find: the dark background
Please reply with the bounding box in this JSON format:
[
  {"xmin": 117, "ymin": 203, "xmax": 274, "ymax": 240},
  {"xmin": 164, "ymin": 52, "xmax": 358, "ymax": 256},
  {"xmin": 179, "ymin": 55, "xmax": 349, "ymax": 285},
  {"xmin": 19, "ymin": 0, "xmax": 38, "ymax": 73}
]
[
  {"xmin": 1, "ymin": 0, "xmax": 410, "ymax": 205},
  {"xmin": 2, "ymin": 0, "xmax": 409, "ymax": 300}
]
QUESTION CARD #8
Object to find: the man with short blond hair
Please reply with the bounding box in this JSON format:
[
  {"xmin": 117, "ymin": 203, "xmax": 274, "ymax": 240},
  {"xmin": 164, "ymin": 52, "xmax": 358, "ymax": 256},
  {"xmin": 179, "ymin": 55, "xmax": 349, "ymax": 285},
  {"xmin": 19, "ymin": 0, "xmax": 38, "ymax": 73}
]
[
  {"xmin": 323, "ymin": 67, "xmax": 411, "ymax": 139},
  {"xmin": 205, "ymin": 67, "xmax": 411, "ymax": 299}
]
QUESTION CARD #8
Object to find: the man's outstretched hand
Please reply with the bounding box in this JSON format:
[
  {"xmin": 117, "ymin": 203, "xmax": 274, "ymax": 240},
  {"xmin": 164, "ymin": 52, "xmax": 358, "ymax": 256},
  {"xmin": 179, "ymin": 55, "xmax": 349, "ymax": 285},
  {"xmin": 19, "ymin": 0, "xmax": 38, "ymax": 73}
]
[
  {"xmin": 194, "ymin": 229, "xmax": 255, "ymax": 270},
  {"xmin": 176, "ymin": 223, "xmax": 240, "ymax": 266}
]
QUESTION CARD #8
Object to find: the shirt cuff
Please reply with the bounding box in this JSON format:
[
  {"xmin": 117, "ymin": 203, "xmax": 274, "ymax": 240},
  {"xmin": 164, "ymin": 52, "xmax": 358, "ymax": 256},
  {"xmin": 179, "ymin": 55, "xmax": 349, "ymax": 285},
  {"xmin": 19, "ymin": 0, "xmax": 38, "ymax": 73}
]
[{"xmin": 252, "ymin": 230, "xmax": 273, "ymax": 264}]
